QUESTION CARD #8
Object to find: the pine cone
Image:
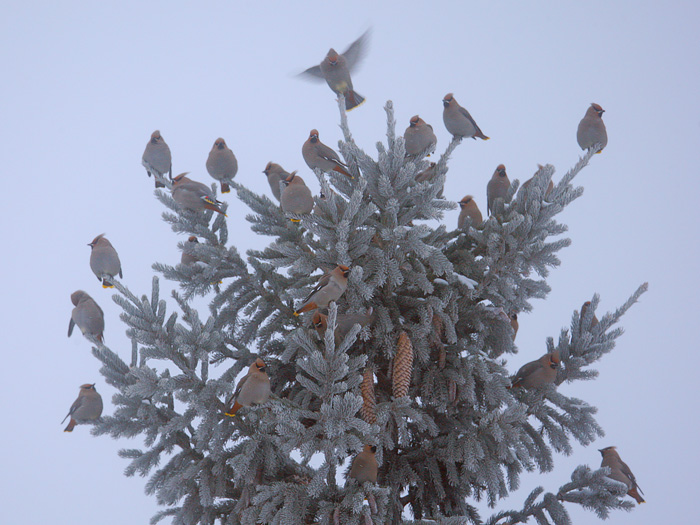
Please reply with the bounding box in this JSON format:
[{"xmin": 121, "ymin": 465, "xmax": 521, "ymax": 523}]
[
  {"xmin": 432, "ymin": 312, "xmax": 445, "ymax": 341},
  {"xmin": 361, "ymin": 368, "xmax": 377, "ymax": 424},
  {"xmin": 393, "ymin": 331, "xmax": 414, "ymax": 398}
]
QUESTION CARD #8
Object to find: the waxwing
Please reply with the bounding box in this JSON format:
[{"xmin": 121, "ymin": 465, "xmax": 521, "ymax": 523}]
[
  {"xmin": 487, "ymin": 164, "xmax": 510, "ymax": 216},
  {"xmin": 180, "ymin": 236, "xmax": 199, "ymax": 266},
  {"xmin": 349, "ymin": 445, "xmax": 378, "ymax": 483},
  {"xmin": 577, "ymin": 103, "xmax": 607, "ymax": 153},
  {"xmin": 88, "ymin": 234, "xmax": 122, "ymax": 288},
  {"xmin": 263, "ymin": 162, "xmax": 292, "ymax": 202},
  {"xmin": 509, "ymin": 351, "xmax": 560, "ymax": 389},
  {"xmin": 579, "ymin": 301, "xmax": 599, "ymax": 335},
  {"xmin": 62, "ymin": 383, "xmax": 103, "ymax": 432},
  {"xmin": 225, "ymin": 358, "xmax": 271, "ymax": 417},
  {"xmin": 599, "ymin": 446, "xmax": 645, "ymax": 504},
  {"xmin": 294, "ymin": 265, "xmax": 350, "ymax": 316},
  {"xmin": 280, "ymin": 173, "xmax": 314, "ymax": 221},
  {"xmin": 457, "ymin": 195, "xmax": 483, "ymax": 229},
  {"xmin": 299, "ymin": 29, "xmax": 370, "ymax": 110},
  {"xmin": 521, "ymin": 165, "xmax": 554, "ymax": 199},
  {"xmin": 312, "ymin": 309, "xmax": 374, "ymax": 345},
  {"xmin": 206, "ymin": 138, "xmax": 238, "ymax": 193},
  {"xmin": 302, "ymin": 129, "xmax": 352, "ymax": 178},
  {"xmin": 442, "ymin": 93, "xmax": 489, "ymax": 140},
  {"xmin": 404, "ymin": 115, "xmax": 437, "ymax": 157},
  {"xmin": 509, "ymin": 313, "xmax": 519, "ymax": 341},
  {"xmin": 142, "ymin": 130, "xmax": 172, "ymax": 188},
  {"xmin": 415, "ymin": 162, "xmax": 437, "ymax": 183},
  {"xmin": 171, "ymin": 173, "xmax": 226, "ymax": 215},
  {"xmin": 68, "ymin": 290, "xmax": 105, "ymax": 343}
]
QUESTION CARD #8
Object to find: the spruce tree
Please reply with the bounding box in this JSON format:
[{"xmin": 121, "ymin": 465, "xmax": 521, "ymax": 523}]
[{"xmin": 87, "ymin": 96, "xmax": 646, "ymax": 524}]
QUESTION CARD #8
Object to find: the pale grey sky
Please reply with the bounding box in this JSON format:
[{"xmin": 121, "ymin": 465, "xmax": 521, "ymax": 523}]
[{"xmin": 1, "ymin": 2, "xmax": 698, "ymax": 524}]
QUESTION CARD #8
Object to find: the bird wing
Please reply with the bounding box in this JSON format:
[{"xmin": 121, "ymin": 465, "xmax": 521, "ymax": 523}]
[
  {"xmin": 316, "ymin": 143, "xmax": 345, "ymax": 165},
  {"xmin": 68, "ymin": 317, "xmax": 75, "ymax": 337},
  {"xmin": 619, "ymin": 460, "xmax": 643, "ymax": 493},
  {"xmin": 342, "ymin": 29, "xmax": 371, "ymax": 71},
  {"xmin": 512, "ymin": 361, "xmax": 540, "ymax": 384},
  {"xmin": 298, "ymin": 64, "xmax": 325, "ymax": 82},
  {"xmin": 302, "ymin": 272, "xmax": 332, "ymax": 303},
  {"xmin": 61, "ymin": 396, "xmax": 84, "ymax": 423},
  {"xmin": 230, "ymin": 372, "xmax": 250, "ymax": 403},
  {"xmin": 459, "ymin": 106, "xmax": 486, "ymax": 136}
]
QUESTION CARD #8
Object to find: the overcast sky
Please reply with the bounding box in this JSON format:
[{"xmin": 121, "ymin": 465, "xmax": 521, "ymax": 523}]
[{"xmin": 1, "ymin": 2, "xmax": 698, "ymax": 524}]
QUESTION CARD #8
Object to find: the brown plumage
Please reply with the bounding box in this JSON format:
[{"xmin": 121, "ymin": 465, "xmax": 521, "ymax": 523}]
[
  {"xmin": 349, "ymin": 445, "xmax": 378, "ymax": 483},
  {"xmin": 280, "ymin": 173, "xmax": 314, "ymax": 221},
  {"xmin": 442, "ymin": 93, "xmax": 489, "ymax": 140},
  {"xmin": 171, "ymin": 173, "xmax": 226, "ymax": 215},
  {"xmin": 68, "ymin": 290, "xmax": 105, "ymax": 343},
  {"xmin": 404, "ymin": 115, "xmax": 437, "ymax": 157},
  {"xmin": 521, "ymin": 165, "xmax": 554, "ymax": 199},
  {"xmin": 142, "ymin": 130, "xmax": 172, "ymax": 188},
  {"xmin": 577, "ymin": 103, "xmax": 608, "ymax": 153},
  {"xmin": 294, "ymin": 265, "xmax": 350, "ymax": 316},
  {"xmin": 579, "ymin": 301, "xmax": 599, "ymax": 335},
  {"xmin": 509, "ymin": 351, "xmax": 560, "ymax": 389},
  {"xmin": 509, "ymin": 313, "xmax": 519, "ymax": 341},
  {"xmin": 457, "ymin": 195, "xmax": 483, "ymax": 229},
  {"xmin": 62, "ymin": 383, "xmax": 103, "ymax": 432},
  {"xmin": 263, "ymin": 162, "xmax": 292, "ymax": 202},
  {"xmin": 599, "ymin": 446, "xmax": 645, "ymax": 504},
  {"xmin": 311, "ymin": 310, "xmax": 374, "ymax": 344},
  {"xmin": 225, "ymin": 358, "xmax": 271, "ymax": 417},
  {"xmin": 302, "ymin": 129, "xmax": 352, "ymax": 178},
  {"xmin": 88, "ymin": 234, "xmax": 122, "ymax": 288},
  {"xmin": 180, "ymin": 236, "xmax": 199, "ymax": 266},
  {"xmin": 486, "ymin": 164, "xmax": 510, "ymax": 216},
  {"xmin": 206, "ymin": 138, "xmax": 238, "ymax": 193}
]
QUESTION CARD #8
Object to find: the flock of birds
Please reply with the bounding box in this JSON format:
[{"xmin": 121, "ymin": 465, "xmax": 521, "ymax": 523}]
[{"xmin": 61, "ymin": 29, "xmax": 643, "ymax": 503}]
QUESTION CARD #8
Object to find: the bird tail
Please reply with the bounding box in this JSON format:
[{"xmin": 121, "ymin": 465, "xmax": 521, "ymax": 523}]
[
  {"xmin": 68, "ymin": 318, "xmax": 75, "ymax": 337},
  {"xmin": 64, "ymin": 418, "xmax": 76, "ymax": 432},
  {"xmin": 333, "ymin": 165, "xmax": 354, "ymax": 179},
  {"xmin": 155, "ymin": 180, "xmax": 165, "ymax": 188},
  {"xmin": 203, "ymin": 199, "xmax": 227, "ymax": 216},
  {"xmin": 102, "ymin": 278, "xmax": 115, "ymax": 289},
  {"xmin": 474, "ymin": 130, "xmax": 490, "ymax": 140},
  {"xmin": 629, "ymin": 487, "xmax": 645, "ymax": 504},
  {"xmin": 225, "ymin": 401, "xmax": 242, "ymax": 417},
  {"xmin": 221, "ymin": 182, "xmax": 231, "ymax": 193},
  {"xmin": 345, "ymin": 90, "xmax": 365, "ymax": 111},
  {"xmin": 289, "ymin": 218, "xmax": 301, "ymax": 223}
]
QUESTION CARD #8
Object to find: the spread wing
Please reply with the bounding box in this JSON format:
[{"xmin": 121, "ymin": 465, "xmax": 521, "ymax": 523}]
[
  {"xmin": 343, "ymin": 28, "xmax": 371, "ymax": 71},
  {"xmin": 298, "ymin": 64, "xmax": 325, "ymax": 82}
]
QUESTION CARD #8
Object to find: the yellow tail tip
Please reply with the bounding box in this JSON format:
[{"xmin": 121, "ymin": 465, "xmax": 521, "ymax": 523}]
[
  {"xmin": 293, "ymin": 311, "xmax": 300, "ymax": 317},
  {"xmin": 102, "ymin": 284, "xmax": 114, "ymax": 289},
  {"xmin": 290, "ymin": 218, "xmax": 301, "ymax": 223},
  {"xmin": 224, "ymin": 412, "xmax": 236, "ymax": 417}
]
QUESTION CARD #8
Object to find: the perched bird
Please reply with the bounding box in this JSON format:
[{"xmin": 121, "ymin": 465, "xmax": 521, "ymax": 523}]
[
  {"xmin": 225, "ymin": 358, "xmax": 271, "ymax": 417},
  {"xmin": 172, "ymin": 173, "xmax": 226, "ymax": 215},
  {"xmin": 263, "ymin": 162, "xmax": 293, "ymax": 202},
  {"xmin": 88, "ymin": 234, "xmax": 122, "ymax": 288},
  {"xmin": 442, "ymin": 93, "xmax": 489, "ymax": 140},
  {"xmin": 180, "ymin": 236, "xmax": 199, "ymax": 266},
  {"xmin": 521, "ymin": 165, "xmax": 554, "ymax": 199},
  {"xmin": 62, "ymin": 383, "xmax": 103, "ymax": 432},
  {"xmin": 302, "ymin": 129, "xmax": 352, "ymax": 178},
  {"xmin": 579, "ymin": 301, "xmax": 599, "ymax": 334},
  {"xmin": 509, "ymin": 313, "xmax": 519, "ymax": 341},
  {"xmin": 142, "ymin": 130, "xmax": 172, "ymax": 188},
  {"xmin": 280, "ymin": 173, "xmax": 314, "ymax": 221},
  {"xmin": 299, "ymin": 29, "xmax": 370, "ymax": 111},
  {"xmin": 349, "ymin": 445, "xmax": 378, "ymax": 483},
  {"xmin": 487, "ymin": 164, "xmax": 510, "ymax": 216},
  {"xmin": 404, "ymin": 115, "xmax": 437, "ymax": 157},
  {"xmin": 509, "ymin": 351, "xmax": 560, "ymax": 389},
  {"xmin": 415, "ymin": 162, "xmax": 437, "ymax": 183},
  {"xmin": 312, "ymin": 309, "xmax": 374, "ymax": 344},
  {"xmin": 206, "ymin": 138, "xmax": 238, "ymax": 193},
  {"xmin": 294, "ymin": 265, "xmax": 350, "ymax": 316},
  {"xmin": 599, "ymin": 446, "xmax": 645, "ymax": 504},
  {"xmin": 68, "ymin": 290, "xmax": 105, "ymax": 342},
  {"xmin": 577, "ymin": 103, "xmax": 607, "ymax": 153},
  {"xmin": 457, "ymin": 195, "xmax": 483, "ymax": 229}
]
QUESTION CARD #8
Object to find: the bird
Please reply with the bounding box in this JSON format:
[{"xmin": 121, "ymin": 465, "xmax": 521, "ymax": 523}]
[
  {"xmin": 180, "ymin": 236, "xmax": 199, "ymax": 266},
  {"xmin": 415, "ymin": 162, "xmax": 438, "ymax": 183},
  {"xmin": 509, "ymin": 313, "xmax": 519, "ymax": 341},
  {"xmin": 280, "ymin": 173, "xmax": 314, "ymax": 222},
  {"xmin": 312, "ymin": 309, "xmax": 374, "ymax": 345},
  {"xmin": 62, "ymin": 383, "xmax": 103, "ymax": 432},
  {"xmin": 487, "ymin": 164, "xmax": 511, "ymax": 216},
  {"xmin": 263, "ymin": 162, "xmax": 293, "ymax": 202},
  {"xmin": 509, "ymin": 351, "xmax": 560, "ymax": 389},
  {"xmin": 294, "ymin": 265, "xmax": 350, "ymax": 316},
  {"xmin": 299, "ymin": 29, "xmax": 370, "ymax": 111},
  {"xmin": 171, "ymin": 173, "xmax": 226, "ymax": 215},
  {"xmin": 225, "ymin": 358, "xmax": 271, "ymax": 417},
  {"xmin": 206, "ymin": 138, "xmax": 238, "ymax": 193},
  {"xmin": 404, "ymin": 115, "xmax": 437, "ymax": 157},
  {"xmin": 577, "ymin": 103, "xmax": 607, "ymax": 153},
  {"xmin": 457, "ymin": 195, "xmax": 483, "ymax": 229},
  {"xmin": 599, "ymin": 446, "xmax": 645, "ymax": 504},
  {"xmin": 579, "ymin": 301, "xmax": 599, "ymax": 334},
  {"xmin": 68, "ymin": 290, "xmax": 105, "ymax": 342},
  {"xmin": 142, "ymin": 130, "xmax": 172, "ymax": 188},
  {"xmin": 88, "ymin": 234, "xmax": 122, "ymax": 288},
  {"xmin": 302, "ymin": 129, "xmax": 353, "ymax": 178},
  {"xmin": 521, "ymin": 165, "xmax": 554, "ymax": 199},
  {"xmin": 442, "ymin": 93, "xmax": 489, "ymax": 140},
  {"xmin": 349, "ymin": 445, "xmax": 378, "ymax": 483}
]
